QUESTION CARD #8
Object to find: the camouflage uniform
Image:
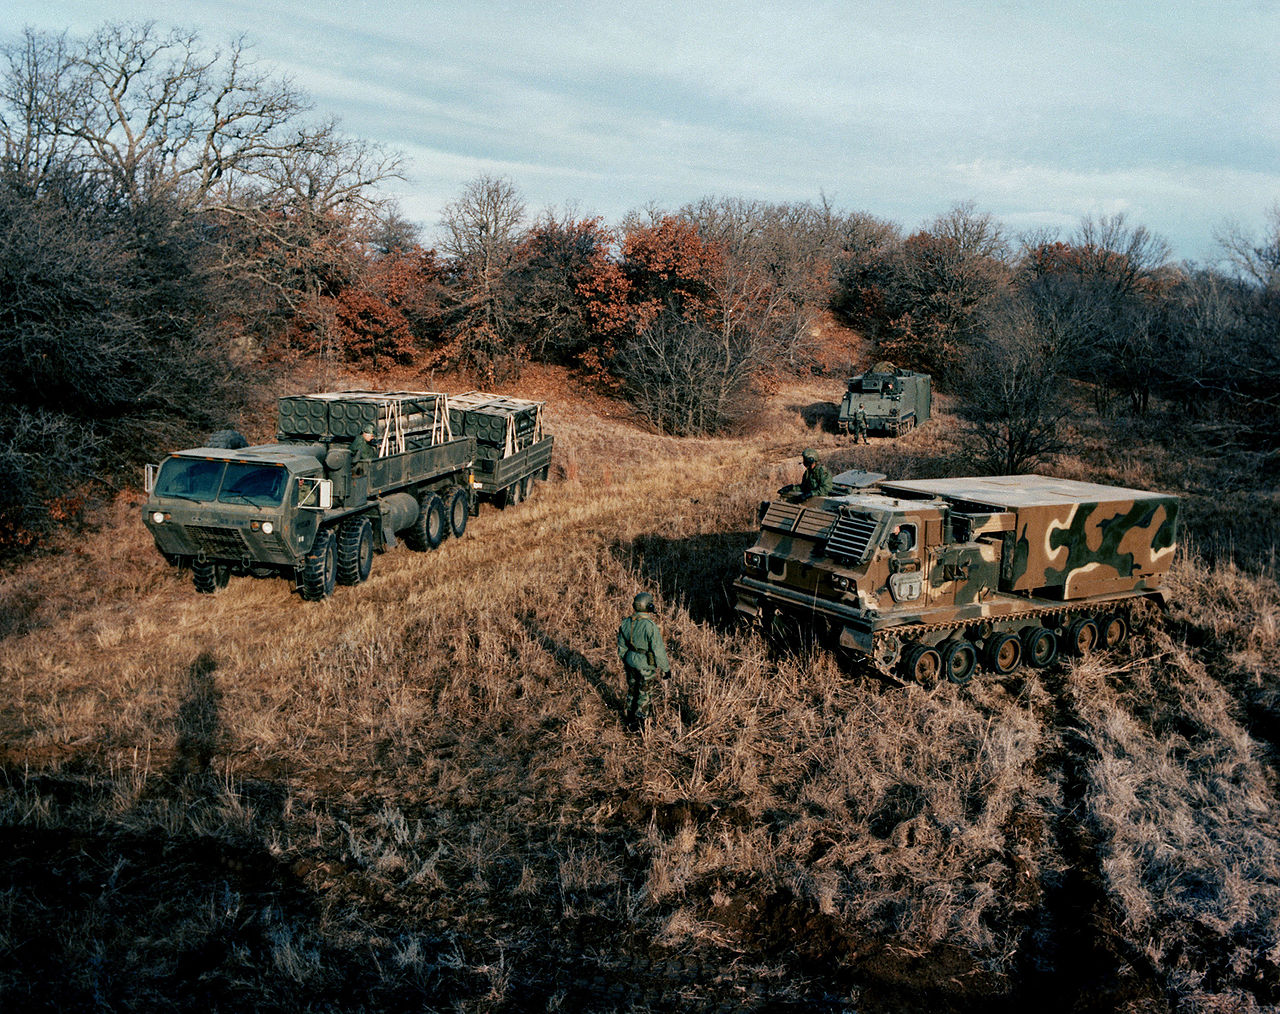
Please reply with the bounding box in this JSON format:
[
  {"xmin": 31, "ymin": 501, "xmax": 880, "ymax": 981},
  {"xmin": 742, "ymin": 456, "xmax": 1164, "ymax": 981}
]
[
  {"xmin": 800, "ymin": 459, "xmax": 833, "ymax": 499},
  {"xmin": 351, "ymin": 431, "xmax": 376, "ymax": 462},
  {"xmin": 617, "ymin": 598, "xmax": 670, "ymax": 727},
  {"xmin": 853, "ymin": 406, "xmax": 869, "ymax": 444}
]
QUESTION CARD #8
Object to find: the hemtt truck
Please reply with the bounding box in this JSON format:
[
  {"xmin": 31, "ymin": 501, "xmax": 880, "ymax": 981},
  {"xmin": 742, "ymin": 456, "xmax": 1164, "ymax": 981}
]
[
  {"xmin": 142, "ymin": 390, "xmax": 547, "ymax": 601},
  {"xmin": 447, "ymin": 392, "xmax": 554, "ymax": 507},
  {"xmin": 733, "ymin": 472, "xmax": 1178, "ymax": 686},
  {"xmin": 837, "ymin": 364, "xmax": 931, "ymax": 436}
]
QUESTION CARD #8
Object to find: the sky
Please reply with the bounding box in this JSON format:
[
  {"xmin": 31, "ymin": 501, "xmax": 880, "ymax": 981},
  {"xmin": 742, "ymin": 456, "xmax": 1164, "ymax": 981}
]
[{"xmin": 5, "ymin": 0, "xmax": 1279, "ymax": 262}]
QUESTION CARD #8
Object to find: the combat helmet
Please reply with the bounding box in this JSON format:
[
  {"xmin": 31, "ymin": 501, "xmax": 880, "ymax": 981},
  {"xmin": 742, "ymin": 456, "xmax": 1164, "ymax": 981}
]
[
  {"xmin": 632, "ymin": 592, "xmax": 655, "ymax": 613},
  {"xmin": 801, "ymin": 448, "xmax": 817, "ymax": 463}
]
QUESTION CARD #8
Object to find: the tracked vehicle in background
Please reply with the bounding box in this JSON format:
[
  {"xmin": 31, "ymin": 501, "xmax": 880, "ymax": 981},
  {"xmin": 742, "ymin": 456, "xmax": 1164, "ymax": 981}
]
[
  {"xmin": 837, "ymin": 364, "xmax": 931, "ymax": 436},
  {"xmin": 142, "ymin": 389, "xmax": 552, "ymax": 600},
  {"xmin": 733, "ymin": 472, "xmax": 1179, "ymax": 686}
]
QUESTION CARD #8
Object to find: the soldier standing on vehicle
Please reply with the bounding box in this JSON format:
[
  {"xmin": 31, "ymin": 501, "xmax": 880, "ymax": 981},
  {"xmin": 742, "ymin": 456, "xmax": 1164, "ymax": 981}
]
[
  {"xmin": 351, "ymin": 425, "xmax": 377, "ymax": 463},
  {"xmin": 617, "ymin": 592, "xmax": 671, "ymax": 730},
  {"xmin": 853, "ymin": 404, "xmax": 869, "ymax": 444}
]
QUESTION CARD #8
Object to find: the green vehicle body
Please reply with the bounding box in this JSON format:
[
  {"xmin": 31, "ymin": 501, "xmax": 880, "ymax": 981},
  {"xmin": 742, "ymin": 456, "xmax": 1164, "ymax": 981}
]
[
  {"xmin": 447, "ymin": 392, "xmax": 554, "ymax": 507},
  {"xmin": 837, "ymin": 364, "xmax": 932, "ymax": 436},
  {"xmin": 142, "ymin": 390, "xmax": 551, "ymax": 600},
  {"xmin": 733, "ymin": 472, "xmax": 1179, "ymax": 685}
]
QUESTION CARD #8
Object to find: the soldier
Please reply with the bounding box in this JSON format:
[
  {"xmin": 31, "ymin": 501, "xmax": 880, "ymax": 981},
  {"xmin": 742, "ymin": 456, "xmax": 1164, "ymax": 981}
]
[
  {"xmin": 853, "ymin": 404, "xmax": 869, "ymax": 444},
  {"xmin": 780, "ymin": 448, "xmax": 833, "ymax": 502},
  {"xmin": 351, "ymin": 425, "xmax": 377, "ymax": 463},
  {"xmin": 617, "ymin": 592, "xmax": 671, "ymax": 729}
]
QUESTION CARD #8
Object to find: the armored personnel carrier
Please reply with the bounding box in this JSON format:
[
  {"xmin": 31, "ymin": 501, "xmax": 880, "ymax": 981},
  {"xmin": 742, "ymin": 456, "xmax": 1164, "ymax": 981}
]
[
  {"xmin": 837, "ymin": 363, "xmax": 931, "ymax": 436},
  {"xmin": 142, "ymin": 389, "xmax": 551, "ymax": 600},
  {"xmin": 733, "ymin": 471, "xmax": 1178, "ymax": 686},
  {"xmin": 447, "ymin": 392, "xmax": 553, "ymax": 506}
]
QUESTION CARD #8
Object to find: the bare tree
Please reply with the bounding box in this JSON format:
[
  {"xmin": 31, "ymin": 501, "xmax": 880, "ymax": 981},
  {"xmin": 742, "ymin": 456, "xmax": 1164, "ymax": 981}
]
[
  {"xmin": 957, "ymin": 300, "xmax": 1071, "ymax": 474},
  {"xmin": 1215, "ymin": 203, "xmax": 1280, "ymax": 291},
  {"xmin": 930, "ymin": 199, "xmax": 1010, "ymax": 261}
]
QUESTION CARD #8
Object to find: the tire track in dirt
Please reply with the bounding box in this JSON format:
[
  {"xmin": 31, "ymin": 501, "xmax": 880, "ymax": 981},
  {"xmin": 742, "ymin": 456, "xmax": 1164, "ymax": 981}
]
[{"xmin": 1019, "ymin": 663, "xmax": 1163, "ymax": 1012}]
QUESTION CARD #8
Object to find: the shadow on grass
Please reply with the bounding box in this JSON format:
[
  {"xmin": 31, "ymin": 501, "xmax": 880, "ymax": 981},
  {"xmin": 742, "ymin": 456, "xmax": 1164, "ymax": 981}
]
[
  {"xmin": 170, "ymin": 651, "xmax": 224, "ymax": 784},
  {"xmin": 610, "ymin": 531, "xmax": 757, "ymax": 631},
  {"xmin": 518, "ymin": 611, "xmax": 624, "ymax": 719},
  {"xmin": 787, "ymin": 401, "xmax": 841, "ymax": 433}
]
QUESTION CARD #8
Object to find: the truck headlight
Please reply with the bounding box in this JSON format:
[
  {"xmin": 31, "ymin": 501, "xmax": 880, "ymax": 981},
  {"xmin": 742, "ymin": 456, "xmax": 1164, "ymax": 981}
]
[
  {"xmin": 151, "ymin": 511, "xmax": 165, "ymax": 524},
  {"xmin": 261, "ymin": 521, "xmax": 274, "ymax": 535},
  {"xmin": 744, "ymin": 551, "xmax": 765, "ymax": 570},
  {"xmin": 830, "ymin": 574, "xmax": 852, "ymax": 591}
]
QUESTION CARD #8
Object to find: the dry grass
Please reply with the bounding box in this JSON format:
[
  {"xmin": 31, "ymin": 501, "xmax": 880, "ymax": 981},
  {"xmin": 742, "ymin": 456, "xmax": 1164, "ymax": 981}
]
[{"xmin": 1, "ymin": 371, "xmax": 1278, "ymax": 1010}]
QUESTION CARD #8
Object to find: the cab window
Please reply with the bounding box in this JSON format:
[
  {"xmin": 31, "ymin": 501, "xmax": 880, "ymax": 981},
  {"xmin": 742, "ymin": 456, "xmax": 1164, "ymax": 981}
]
[
  {"xmin": 154, "ymin": 458, "xmax": 225, "ymax": 502},
  {"xmin": 887, "ymin": 523, "xmax": 917, "ymax": 553},
  {"xmin": 217, "ymin": 463, "xmax": 287, "ymax": 507}
]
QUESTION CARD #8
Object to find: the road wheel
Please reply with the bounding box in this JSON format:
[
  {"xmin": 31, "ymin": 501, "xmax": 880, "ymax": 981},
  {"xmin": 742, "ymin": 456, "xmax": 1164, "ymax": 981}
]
[
  {"xmin": 984, "ymin": 631, "xmax": 1022, "ymax": 675},
  {"xmin": 1100, "ymin": 612, "xmax": 1129, "ymax": 649},
  {"xmin": 1021, "ymin": 626, "xmax": 1058, "ymax": 668},
  {"xmin": 942, "ymin": 639, "xmax": 977, "ymax": 684},
  {"xmin": 902, "ymin": 643, "xmax": 941, "ymax": 689},
  {"xmin": 336, "ymin": 517, "xmax": 374, "ymax": 585},
  {"xmin": 445, "ymin": 486, "xmax": 469, "ymax": 538},
  {"xmin": 1065, "ymin": 616, "xmax": 1099, "ymax": 656},
  {"xmin": 300, "ymin": 529, "xmax": 337, "ymax": 601},
  {"xmin": 404, "ymin": 491, "xmax": 447, "ymax": 550},
  {"xmin": 192, "ymin": 560, "xmax": 230, "ymax": 594}
]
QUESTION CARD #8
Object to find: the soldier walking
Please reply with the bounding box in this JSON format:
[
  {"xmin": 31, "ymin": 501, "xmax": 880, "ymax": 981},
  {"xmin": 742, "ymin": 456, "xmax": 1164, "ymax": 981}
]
[
  {"xmin": 853, "ymin": 404, "xmax": 869, "ymax": 444},
  {"xmin": 617, "ymin": 592, "xmax": 671, "ymax": 730}
]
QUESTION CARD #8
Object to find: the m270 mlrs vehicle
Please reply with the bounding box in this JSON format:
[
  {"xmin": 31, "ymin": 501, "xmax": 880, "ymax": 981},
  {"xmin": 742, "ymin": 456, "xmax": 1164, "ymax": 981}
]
[
  {"xmin": 733, "ymin": 472, "xmax": 1179, "ymax": 686},
  {"xmin": 142, "ymin": 390, "xmax": 552, "ymax": 601},
  {"xmin": 837, "ymin": 364, "xmax": 931, "ymax": 436}
]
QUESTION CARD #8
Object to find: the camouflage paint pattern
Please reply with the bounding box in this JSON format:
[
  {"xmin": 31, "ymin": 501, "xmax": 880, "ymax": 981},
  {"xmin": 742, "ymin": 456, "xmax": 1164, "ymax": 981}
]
[{"xmin": 733, "ymin": 474, "xmax": 1178, "ymax": 667}]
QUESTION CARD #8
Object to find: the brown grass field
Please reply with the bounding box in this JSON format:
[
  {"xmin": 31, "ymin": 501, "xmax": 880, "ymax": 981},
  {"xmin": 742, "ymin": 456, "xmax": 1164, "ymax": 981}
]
[{"xmin": 1, "ymin": 365, "xmax": 1278, "ymax": 1012}]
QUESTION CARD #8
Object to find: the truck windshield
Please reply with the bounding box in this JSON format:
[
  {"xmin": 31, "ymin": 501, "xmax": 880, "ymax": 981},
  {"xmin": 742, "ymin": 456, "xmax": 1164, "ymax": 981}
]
[
  {"xmin": 154, "ymin": 458, "xmax": 225, "ymax": 502},
  {"xmin": 217, "ymin": 462, "xmax": 287, "ymax": 507},
  {"xmin": 153, "ymin": 458, "xmax": 287, "ymax": 507}
]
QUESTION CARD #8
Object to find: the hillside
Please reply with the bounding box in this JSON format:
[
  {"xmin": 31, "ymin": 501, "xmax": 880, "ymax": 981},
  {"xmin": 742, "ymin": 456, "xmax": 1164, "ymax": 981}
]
[{"xmin": 1, "ymin": 370, "xmax": 1278, "ymax": 1012}]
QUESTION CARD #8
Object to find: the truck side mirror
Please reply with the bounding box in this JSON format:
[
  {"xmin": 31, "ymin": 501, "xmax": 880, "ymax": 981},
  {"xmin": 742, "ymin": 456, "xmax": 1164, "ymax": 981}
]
[
  {"xmin": 298, "ymin": 477, "xmax": 333, "ymax": 510},
  {"xmin": 144, "ymin": 464, "xmax": 158, "ymax": 494}
]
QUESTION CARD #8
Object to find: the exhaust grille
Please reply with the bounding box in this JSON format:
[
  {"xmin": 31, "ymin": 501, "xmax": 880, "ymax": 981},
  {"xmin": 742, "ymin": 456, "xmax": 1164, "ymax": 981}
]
[
  {"xmin": 761, "ymin": 502, "xmax": 835, "ymax": 540},
  {"xmin": 186, "ymin": 525, "xmax": 248, "ymax": 557},
  {"xmin": 826, "ymin": 514, "xmax": 878, "ymax": 563}
]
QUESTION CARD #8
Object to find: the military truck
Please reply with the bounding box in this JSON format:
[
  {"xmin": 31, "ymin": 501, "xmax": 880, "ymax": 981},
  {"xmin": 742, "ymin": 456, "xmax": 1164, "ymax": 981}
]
[
  {"xmin": 143, "ymin": 389, "xmax": 545, "ymax": 600},
  {"xmin": 837, "ymin": 363, "xmax": 931, "ymax": 436},
  {"xmin": 447, "ymin": 392, "xmax": 553, "ymax": 507},
  {"xmin": 733, "ymin": 472, "xmax": 1178, "ymax": 686}
]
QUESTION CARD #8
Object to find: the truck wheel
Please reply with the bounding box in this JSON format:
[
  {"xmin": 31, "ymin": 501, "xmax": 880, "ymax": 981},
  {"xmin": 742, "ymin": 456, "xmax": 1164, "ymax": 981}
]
[
  {"xmin": 337, "ymin": 518, "xmax": 374, "ymax": 585},
  {"xmin": 1099, "ymin": 612, "xmax": 1129, "ymax": 649},
  {"xmin": 404, "ymin": 492, "xmax": 446, "ymax": 551},
  {"xmin": 1021, "ymin": 626, "xmax": 1058, "ymax": 668},
  {"xmin": 942, "ymin": 639, "xmax": 977, "ymax": 684},
  {"xmin": 902, "ymin": 644, "xmax": 941, "ymax": 689},
  {"xmin": 445, "ymin": 486, "xmax": 469, "ymax": 538},
  {"xmin": 192, "ymin": 560, "xmax": 230, "ymax": 594},
  {"xmin": 301, "ymin": 529, "xmax": 337, "ymax": 600},
  {"xmin": 519, "ymin": 474, "xmax": 533, "ymax": 501},
  {"xmin": 501, "ymin": 481, "xmax": 522, "ymax": 508},
  {"xmin": 984, "ymin": 632, "xmax": 1022, "ymax": 675}
]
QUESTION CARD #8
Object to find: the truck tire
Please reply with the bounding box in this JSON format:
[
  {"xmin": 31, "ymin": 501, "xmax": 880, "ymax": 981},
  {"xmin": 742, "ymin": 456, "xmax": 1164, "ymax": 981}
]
[
  {"xmin": 984, "ymin": 632, "xmax": 1022, "ymax": 675},
  {"xmin": 192, "ymin": 560, "xmax": 230, "ymax": 594},
  {"xmin": 405, "ymin": 492, "xmax": 446, "ymax": 551},
  {"xmin": 1021, "ymin": 626, "xmax": 1058, "ymax": 668},
  {"xmin": 500, "ymin": 481, "xmax": 522, "ymax": 508},
  {"xmin": 519, "ymin": 474, "xmax": 533, "ymax": 501},
  {"xmin": 1099, "ymin": 612, "xmax": 1129, "ymax": 649},
  {"xmin": 337, "ymin": 517, "xmax": 374, "ymax": 585},
  {"xmin": 942, "ymin": 639, "xmax": 977, "ymax": 684},
  {"xmin": 902, "ymin": 643, "xmax": 941, "ymax": 688},
  {"xmin": 206, "ymin": 429, "xmax": 247, "ymax": 449},
  {"xmin": 445, "ymin": 486, "xmax": 469, "ymax": 538},
  {"xmin": 1065, "ymin": 616, "xmax": 1099, "ymax": 656},
  {"xmin": 300, "ymin": 528, "xmax": 337, "ymax": 600}
]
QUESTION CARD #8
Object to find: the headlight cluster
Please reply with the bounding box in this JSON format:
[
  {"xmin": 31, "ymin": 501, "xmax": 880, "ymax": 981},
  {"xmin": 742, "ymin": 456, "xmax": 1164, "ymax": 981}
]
[
  {"xmin": 830, "ymin": 574, "xmax": 854, "ymax": 591},
  {"xmin": 151, "ymin": 511, "xmax": 169, "ymax": 524},
  {"xmin": 744, "ymin": 551, "xmax": 766, "ymax": 570},
  {"xmin": 250, "ymin": 520, "xmax": 275, "ymax": 534}
]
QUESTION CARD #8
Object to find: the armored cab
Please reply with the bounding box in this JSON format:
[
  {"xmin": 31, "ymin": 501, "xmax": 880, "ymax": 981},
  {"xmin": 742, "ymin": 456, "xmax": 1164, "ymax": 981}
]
[
  {"xmin": 837, "ymin": 363, "xmax": 931, "ymax": 436},
  {"xmin": 143, "ymin": 390, "xmax": 476, "ymax": 601},
  {"xmin": 733, "ymin": 472, "xmax": 1178, "ymax": 686},
  {"xmin": 447, "ymin": 392, "xmax": 554, "ymax": 506}
]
